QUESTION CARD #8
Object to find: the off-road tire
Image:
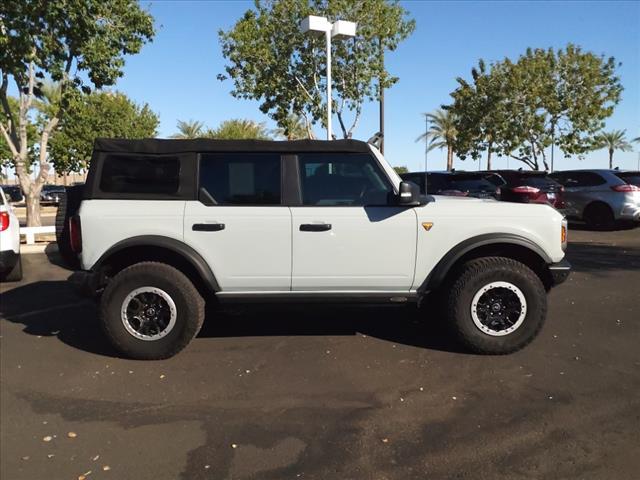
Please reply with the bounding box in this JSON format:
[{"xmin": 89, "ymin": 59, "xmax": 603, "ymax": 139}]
[
  {"xmin": 445, "ymin": 256, "xmax": 547, "ymax": 354},
  {"xmin": 100, "ymin": 262, "xmax": 205, "ymax": 360},
  {"xmin": 55, "ymin": 185, "xmax": 84, "ymax": 269},
  {"xmin": 4, "ymin": 255, "xmax": 22, "ymax": 282},
  {"xmin": 584, "ymin": 202, "xmax": 615, "ymax": 230}
]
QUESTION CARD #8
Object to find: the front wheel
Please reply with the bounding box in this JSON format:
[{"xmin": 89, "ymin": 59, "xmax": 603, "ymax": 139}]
[
  {"xmin": 445, "ymin": 257, "xmax": 547, "ymax": 354},
  {"xmin": 99, "ymin": 262, "xmax": 205, "ymax": 360}
]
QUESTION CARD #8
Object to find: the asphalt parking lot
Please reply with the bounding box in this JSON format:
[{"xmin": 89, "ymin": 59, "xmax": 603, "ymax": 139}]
[{"xmin": 1, "ymin": 227, "xmax": 639, "ymax": 480}]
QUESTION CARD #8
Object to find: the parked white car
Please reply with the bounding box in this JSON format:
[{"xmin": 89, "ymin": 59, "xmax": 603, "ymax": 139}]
[
  {"xmin": 67, "ymin": 138, "xmax": 570, "ymax": 359},
  {"xmin": 0, "ymin": 187, "xmax": 22, "ymax": 281}
]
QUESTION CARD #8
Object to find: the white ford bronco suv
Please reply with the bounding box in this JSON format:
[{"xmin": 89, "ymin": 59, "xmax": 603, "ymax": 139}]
[{"xmin": 68, "ymin": 138, "xmax": 570, "ymax": 359}]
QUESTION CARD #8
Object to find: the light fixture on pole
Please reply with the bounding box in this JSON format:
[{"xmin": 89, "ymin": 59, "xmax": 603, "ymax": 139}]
[{"xmin": 301, "ymin": 15, "xmax": 357, "ymax": 140}]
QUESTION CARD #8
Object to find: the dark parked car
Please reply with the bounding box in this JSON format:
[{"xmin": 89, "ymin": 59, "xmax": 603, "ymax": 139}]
[
  {"xmin": 400, "ymin": 171, "xmax": 504, "ymax": 198},
  {"xmin": 41, "ymin": 185, "xmax": 65, "ymax": 205},
  {"xmin": 0, "ymin": 185, "xmax": 24, "ymax": 204},
  {"xmin": 549, "ymin": 169, "xmax": 640, "ymax": 227},
  {"xmin": 485, "ymin": 170, "xmax": 565, "ymax": 210}
]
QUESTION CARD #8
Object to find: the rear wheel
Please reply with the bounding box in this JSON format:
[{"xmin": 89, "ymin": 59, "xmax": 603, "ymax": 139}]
[
  {"xmin": 445, "ymin": 257, "xmax": 547, "ymax": 354},
  {"xmin": 99, "ymin": 262, "xmax": 205, "ymax": 360},
  {"xmin": 584, "ymin": 202, "xmax": 614, "ymax": 230}
]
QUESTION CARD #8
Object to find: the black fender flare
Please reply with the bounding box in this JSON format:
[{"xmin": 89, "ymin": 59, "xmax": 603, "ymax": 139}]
[
  {"xmin": 92, "ymin": 235, "xmax": 220, "ymax": 292},
  {"xmin": 420, "ymin": 233, "xmax": 552, "ymax": 293}
]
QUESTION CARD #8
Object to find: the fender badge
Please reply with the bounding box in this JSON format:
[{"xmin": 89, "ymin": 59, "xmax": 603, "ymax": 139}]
[{"xmin": 422, "ymin": 222, "xmax": 434, "ymax": 231}]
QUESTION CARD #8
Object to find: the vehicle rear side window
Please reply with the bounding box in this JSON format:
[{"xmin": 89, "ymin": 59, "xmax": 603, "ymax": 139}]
[
  {"xmin": 100, "ymin": 155, "xmax": 180, "ymax": 194},
  {"xmin": 551, "ymin": 172, "xmax": 606, "ymax": 187},
  {"xmin": 199, "ymin": 153, "xmax": 281, "ymax": 205},
  {"xmin": 298, "ymin": 153, "xmax": 392, "ymax": 206},
  {"xmin": 509, "ymin": 174, "xmax": 558, "ymax": 188},
  {"xmin": 614, "ymin": 172, "xmax": 640, "ymax": 186}
]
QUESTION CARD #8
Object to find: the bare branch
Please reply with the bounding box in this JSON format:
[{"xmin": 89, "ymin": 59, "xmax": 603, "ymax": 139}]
[{"xmin": 0, "ymin": 122, "xmax": 19, "ymax": 157}]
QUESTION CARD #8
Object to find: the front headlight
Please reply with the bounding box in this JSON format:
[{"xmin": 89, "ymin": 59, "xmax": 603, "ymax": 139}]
[{"xmin": 561, "ymin": 218, "xmax": 568, "ymax": 251}]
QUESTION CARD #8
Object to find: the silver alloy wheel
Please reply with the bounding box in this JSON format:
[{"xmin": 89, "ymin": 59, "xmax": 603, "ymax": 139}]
[
  {"xmin": 470, "ymin": 281, "xmax": 527, "ymax": 336},
  {"xmin": 121, "ymin": 286, "xmax": 177, "ymax": 341}
]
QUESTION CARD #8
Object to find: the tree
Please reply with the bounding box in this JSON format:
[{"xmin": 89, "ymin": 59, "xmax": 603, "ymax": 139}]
[
  {"xmin": 170, "ymin": 120, "xmax": 208, "ymax": 139},
  {"xmin": 218, "ymin": 0, "xmax": 415, "ymax": 139},
  {"xmin": 416, "ymin": 109, "xmax": 457, "ymax": 171},
  {"xmin": 593, "ymin": 130, "xmax": 633, "ymax": 169},
  {"xmin": 447, "ymin": 45, "xmax": 623, "ymax": 170},
  {"xmin": 273, "ymin": 113, "xmax": 312, "ymax": 140},
  {"xmin": 446, "ymin": 60, "xmax": 507, "ymax": 170},
  {"xmin": 0, "ymin": 0, "xmax": 154, "ymax": 225},
  {"xmin": 49, "ymin": 91, "xmax": 159, "ymax": 174},
  {"xmin": 211, "ymin": 119, "xmax": 271, "ymax": 140},
  {"xmin": 393, "ymin": 166, "xmax": 409, "ymax": 174}
]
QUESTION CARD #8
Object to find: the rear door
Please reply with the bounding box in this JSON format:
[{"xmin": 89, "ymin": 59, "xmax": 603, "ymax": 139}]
[
  {"xmin": 183, "ymin": 153, "xmax": 291, "ymax": 291},
  {"xmin": 290, "ymin": 153, "xmax": 417, "ymax": 291}
]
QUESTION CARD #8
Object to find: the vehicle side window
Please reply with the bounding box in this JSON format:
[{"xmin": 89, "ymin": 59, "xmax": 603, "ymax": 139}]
[
  {"xmin": 100, "ymin": 155, "xmax": 179, "ymax": 194},
  {"xmin": 297, "ymin": 153, "xmax": 393, "ymax": 206},
  {"xmin": 554, "ymin": 172, "xmax": 605, "ymax": 187},
  {"xmin": 199, "ymin": 153, "xmax": 281, "ymax": 205}
]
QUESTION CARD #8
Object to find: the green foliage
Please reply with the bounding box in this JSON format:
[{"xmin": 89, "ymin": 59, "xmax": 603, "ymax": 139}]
[
  {"xmin": 593, "ymin": 129, "xmax": 633, "ymax": 169},
  {"xmin": 170, "ymin": 120, "xmax": 208, "ymax": 139},
  {"xmin": 49, "ymin": 91, "xmax": 159, "ymax": 174},
  {"xmin": 273, "ymin": 113, "xmax": 311, "ymax": 140},
  {"xmin": 170, "ymin": 119, "xmax": 272, "ymax": 140},
  {"xmin": 416, "ymin": 109, "xmax": 457, "ymax": 170},
  {"xmin": 447, "ymin": 45, "xmax": 623, "ymax": 170},
  {"xmin": 1, "ymin": 0, "xmax": 154, "ymax": 94},
  {"xmin": 218, "ymin": 0, "xmax": 415, "ymax": 138},
  {"xmin": 210, "ymin": 119, "xmax": 272, "ymax": 140},
  {"xmin": 393, "ymin": 166, "xmax": 409, "ymax": 174},
  {"xmin": 0, "ymin": 0, "xmax": 154, "ymax": 225}
]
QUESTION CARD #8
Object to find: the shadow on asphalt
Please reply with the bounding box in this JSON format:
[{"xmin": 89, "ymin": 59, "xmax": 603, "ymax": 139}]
[
  {"xmin": 566, "ymin": 242, "xmax": 640, "ymax": 273},
  {"xmin": 0, "ymin": 280, "xmax": 466, "ymax": 358}
]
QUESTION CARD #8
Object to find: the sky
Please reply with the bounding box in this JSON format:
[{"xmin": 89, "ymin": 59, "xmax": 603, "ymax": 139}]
[{"xmin": 110, "ymin": 0, "xmax": 639, "ymax": 172}]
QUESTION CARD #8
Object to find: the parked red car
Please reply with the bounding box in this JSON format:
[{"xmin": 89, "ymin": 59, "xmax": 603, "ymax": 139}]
[{"xmin": 485, "ymin": 170, "xmax": 565, "ymax": 210}]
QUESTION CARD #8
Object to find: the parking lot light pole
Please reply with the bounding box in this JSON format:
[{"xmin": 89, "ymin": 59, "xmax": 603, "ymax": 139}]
[{"xmin": 301, "ymin": 16, "xmax": 356, "ymax": 140}]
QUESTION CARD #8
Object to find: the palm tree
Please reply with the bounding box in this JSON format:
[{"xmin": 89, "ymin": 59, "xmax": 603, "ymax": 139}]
[
  {"xmin": 210, "ymin": 119, "xmax": 271, "ymax": 140},
  {"xmin": 170, "ymin": 120, "xmax": 206, "ymax": 139},
  {"xmin": 274, "ymin": 114, "xmax": 310, "ymax": 140},
  {"xmin": 416, "ymin": 109, "xmax": 457, "ymax": 171},
  {"xmin": 594, "ymin": 130, "xmax": 633, "ymax": 169}
]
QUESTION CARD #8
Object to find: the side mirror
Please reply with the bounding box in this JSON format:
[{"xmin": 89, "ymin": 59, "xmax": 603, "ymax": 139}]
[{"xmin": 397, "ymin": 181, "xmax": 422, "ymax": 206}]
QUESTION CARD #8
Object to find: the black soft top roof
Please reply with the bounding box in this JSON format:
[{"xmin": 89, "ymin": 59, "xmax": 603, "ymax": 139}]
[{"xmin": 93, "ymin": 138, "xmax": 372, "ymax": 155}]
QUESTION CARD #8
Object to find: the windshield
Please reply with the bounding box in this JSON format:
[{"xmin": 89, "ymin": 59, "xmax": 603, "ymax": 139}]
[
  {"xmin": 445, "ymin": 175, "xmax": 499, "ymax": 191},
  {"xmin": 614, "ymin": 172, "xmax": 640, "ymax": 186}
]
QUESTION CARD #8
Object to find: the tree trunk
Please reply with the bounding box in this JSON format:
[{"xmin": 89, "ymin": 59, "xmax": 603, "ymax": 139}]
[
  {"xmin": 25, "ymin": 190, "xmax": 42, "ymax": 227},
  {"xmin": 487, "ymin": 148, "xmax": 492, "ymax": 171},
  {"xmin": 447, "ymin": 145, "xmax": 454, "ymax": 171},
  {"xmin": 609, "ymin": 149, "xmax": 613, "ymax": 169}
]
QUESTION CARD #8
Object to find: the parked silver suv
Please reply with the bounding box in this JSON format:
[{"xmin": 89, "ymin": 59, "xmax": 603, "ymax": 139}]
[{"xmin": 549, "ymin": 170, "xmax": 640, "ymax": 228}]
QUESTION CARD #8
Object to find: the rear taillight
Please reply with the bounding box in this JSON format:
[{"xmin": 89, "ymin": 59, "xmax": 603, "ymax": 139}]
[
  {"xmin": 512, "ymin": 186, "xmax": 540, "ymax": 194},
  {"xmin": 611, "ymin": 184, "xmax": 640, "ymax": 192},
  {"xmin": 0, "ymin": 211, "xmax": 9, "ymax": 232},
  {"xmin": 69, "ymin": 215, "xmax": 82, "ymax": 253}
]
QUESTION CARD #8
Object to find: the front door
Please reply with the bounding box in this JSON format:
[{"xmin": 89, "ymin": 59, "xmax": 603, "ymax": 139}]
[
  {"xmin": 183, "ymin": 153, "xmax": 291, "ymax": 291},
  {"xmin": 290, "ymin": 153, "xmax": 417, "ymax": 291}
]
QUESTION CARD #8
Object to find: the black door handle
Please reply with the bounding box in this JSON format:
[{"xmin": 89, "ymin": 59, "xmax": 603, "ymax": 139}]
[
  {"xmin": 193, "ymin": 223, "xmax": 225, "ymax": 232},
  {"xmin": 300, "ymin": 223, "xmax": 331, "ymax": 232}
]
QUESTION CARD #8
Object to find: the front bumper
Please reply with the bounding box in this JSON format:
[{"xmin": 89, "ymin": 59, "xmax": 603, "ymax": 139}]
[{"xmin": 548, "ymin": 259, "xmax": 571, "ymax": 286}]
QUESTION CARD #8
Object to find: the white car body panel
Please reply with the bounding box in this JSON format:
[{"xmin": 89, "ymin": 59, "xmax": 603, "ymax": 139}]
[
  {"xmin": 79, "ymin": 200, "xmax": 186, "ymax": 270},
  {"xmin": 0, "ymin": 188, "xmax": 20, "ymax": 255},
  {"xmin": 78, "ymin": 145, "xmax": 566, "ymax": 295},
  {"xmin": 411, "ymin": 196, "xmax": 565, "ymax": 289},
  {"xmin": 183, "ymin": 203, "xmax": 291, "ymax": 291},
  {"xmin": 290, "ymin": 206, "xmax": 417, "ymax": 290}
]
